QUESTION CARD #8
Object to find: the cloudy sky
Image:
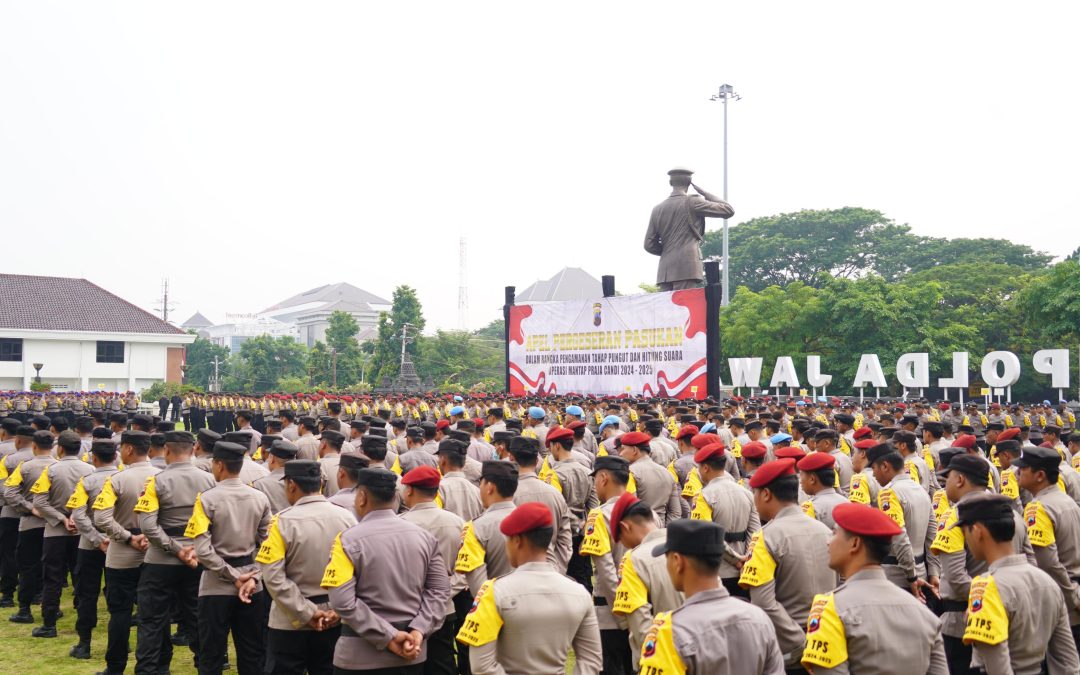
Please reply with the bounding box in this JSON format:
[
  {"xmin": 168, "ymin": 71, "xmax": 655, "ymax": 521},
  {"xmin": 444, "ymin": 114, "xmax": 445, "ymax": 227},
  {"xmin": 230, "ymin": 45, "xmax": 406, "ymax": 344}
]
[{"xmin": 2, "ymin": 2, "xmax": 1077, "ymax": 333}]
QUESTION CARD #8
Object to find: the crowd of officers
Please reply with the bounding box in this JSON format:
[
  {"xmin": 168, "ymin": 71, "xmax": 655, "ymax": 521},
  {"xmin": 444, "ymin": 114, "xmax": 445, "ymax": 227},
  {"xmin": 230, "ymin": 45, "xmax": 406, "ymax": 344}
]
[{"xmin": 1, "ymin": 390, "xmax": 1079, "ymax": 675}]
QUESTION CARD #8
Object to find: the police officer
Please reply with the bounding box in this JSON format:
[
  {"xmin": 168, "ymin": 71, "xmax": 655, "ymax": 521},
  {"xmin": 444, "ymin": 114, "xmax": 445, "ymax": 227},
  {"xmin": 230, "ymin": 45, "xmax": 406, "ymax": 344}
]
[
  {"xmin": 193, "ymin": 428, "xmax": 220, "ymax": 473},
  {"xmin": 179, "ymin": 440, "xmax": 272, "ymax": 675},
  {"xmin": 643, "ymin": 518, "xmax": 784, "ymax": 674},
  {"xmin": 435, "ymin": 439, "xmax": 483, "ymax": 521},
  {"xmin": 455, "ymin": 461, "xmax": 518, "ymax": 596},
  {"xmin": 328, "ymin": 453, "xmax": 370, "ymax": 519},
  {"xmin": 848, "ymin": 438, "xmax": 881, "ymax": 506},
  {"xmin": 4, "ymin": 430, "xmax": 57, "ymax": 625},
  {"xmin": 508, "ymin": 436, "xmax": 573, "ymax": 573},
  {"xmin": 0, "ymin": 421, "xmax": 30, "ymax": 608},
  {"xmin": 29, "ymin": 430, "xmax": 92, "ymax": 637},
  {"xmin": 456, "ymin": 502, "xmax": 603, "ymax": 675},
  {"xmin": 544, "ymin": 427, "xmax": 597, "ymax": 591},
  {"xmin": 691, "ymin": 442, "xmax": 758, "ymax": 596},
  {"xmin": 252, "ymin": 440, "xmax": 299, "ymax": 514},
  {"xmin": 321, "ymin": 468, "xmax": 452, "ymax": 674},
  {"xmin": 801, "ymin": 502, "xmax": 946, "ymax": 673},
  {"xmin": 256, "ymin": 460, "xmax": 356, "ymax": 675},
  {"xmin": 92, "ymin": 429, "xmax": 160, "ymax": 675},
  {"xmin": 134, "ymin": 429, "xmax": 217, "ymax": 674},
  {"xmin": 67, "ymin": 440, "xmax": 120, "ymax": 659},
  {"xmin": 956, "ymin": 493, "xmax": 1080, "ymax": 674},
  {"xmin": 740, "ymin": 458, "xmax": 836, "ymax": 671},
  {"xmin": 400, "ymin": 466, "xmax": 466, "ymax": 675},
  {"xmin": 797, "ymin": 452, "xmax": 847, "ymax": 529},
  {"xmin": 616, "ymin": 431, "xmax": 680, "ymax": 525}
]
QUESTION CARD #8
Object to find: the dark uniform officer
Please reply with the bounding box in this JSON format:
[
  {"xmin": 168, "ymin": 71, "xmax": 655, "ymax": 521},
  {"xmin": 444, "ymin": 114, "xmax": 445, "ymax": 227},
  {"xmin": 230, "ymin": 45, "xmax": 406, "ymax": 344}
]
[
  {"xmin": 456, "ymin": 502, "xmax": 603, "ymax": 675},
  {"xmin": 181, "ymin": 440, "xmax": 272, "ymax": 675},
  {"xmin": 642, "ymin": 518, "xmax": 784, "ymax": 674},
  {"xmin": 256, "ymin": 460, "xmax": 357, "ymax": 675},
  {"xmin": 321, "ymin": 468, "xmax": 452, "ymax": 674},
  {"xmin": 134, "ymin": 430, "xmax": 216, "ymax": 674}
]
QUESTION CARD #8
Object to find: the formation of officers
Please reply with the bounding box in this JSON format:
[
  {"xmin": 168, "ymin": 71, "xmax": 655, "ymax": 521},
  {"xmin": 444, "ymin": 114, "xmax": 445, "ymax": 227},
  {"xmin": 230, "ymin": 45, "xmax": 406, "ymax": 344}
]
[{"xmin": 1, "ymin": 390, "xmax": 1079, "ymax": 675}]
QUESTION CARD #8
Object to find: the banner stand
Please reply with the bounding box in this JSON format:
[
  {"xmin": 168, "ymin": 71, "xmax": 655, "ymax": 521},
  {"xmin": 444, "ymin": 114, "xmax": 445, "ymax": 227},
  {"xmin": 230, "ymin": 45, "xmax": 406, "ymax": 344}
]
[
  {"xmin": 704, "ymin": 261, "xmax": 722, "ymax": 399},
  {"xmin": 503, "ymin": 285, "xmax": 515, "ymax": 392}
]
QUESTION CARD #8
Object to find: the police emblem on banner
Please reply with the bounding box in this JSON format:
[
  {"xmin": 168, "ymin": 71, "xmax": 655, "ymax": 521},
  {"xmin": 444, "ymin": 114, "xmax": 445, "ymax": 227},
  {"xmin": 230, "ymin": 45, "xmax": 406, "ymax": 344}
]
[{"xmin": 593, "ymin": 303, "xmax": 602, "ymax": 327}]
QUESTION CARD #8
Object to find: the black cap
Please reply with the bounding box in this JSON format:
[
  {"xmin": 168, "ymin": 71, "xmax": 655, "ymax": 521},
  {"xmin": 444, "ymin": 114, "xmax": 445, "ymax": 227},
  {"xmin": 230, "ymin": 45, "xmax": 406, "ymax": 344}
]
[
  {"xmin": 492, "ymin": 431, "xmax": 517, "ymax": 445},
  {"xmin": 834, "ymin": 413, "xmax": 855, "ymax": 426},
  {"xmin": 591, "ymin": 455, "xmax": 631, "ymax": 476},
  {"xmin": 150, "ymin": 433, "xmax": 167, "ymax": 447},
  {"xmin": 745, "ymin": 420, "xmax": 763, "ymax": 431},
  {"xmin": 164, "ymin": 431, "xmax": 195, "ymax": 444},
  {"xmin": 120, "ymin": 430, "xmax": 150, "ymax": 445},
  {"xmin": 509, "ymin": 436, "xmax": 539, "ymax": 456},
  {"xmin": 0, "ymin": 418, "xmax": 19, "ymax": 435},
  {"xmin": 360, "ymin": 435, "xmax": 387, "ymax": 451},
  {"xmin": 197, "ymin": 429, "xmax": 221, "ymax": 447},
  {"xmin": 986, "ymin": 422, "xmax": 1005, "ymax": 431},
  {"xmin": 937, "ymin": 447, "xmax": 964, "ymax": 470},
  {"xmin": 448, "ymin": 430, "xmax": 471, "ymax": 444},
  {"xmin": 268, "ymin": 440, "xmax": 299, "ymax": 460},
  {"xmin": 652, "ymin": 519, "xmax": 726, "ymax": 557},
  {"xmin": 952, "ymin": 493, "xmax": 1015, "ymax": 529},
  {"xmin": 16, "ymin": 424, "xmax": 35, "ymax": 438},
  {"xmin": 340, "ymin": 453, "xmax": 370, "ymax": 470},
  {"xmin": 211, "ymin": 441, "xmax": 246, "ymax": 461},
  {"xmin": 156, "ymin": 421, "xmax": 176, "ymax": 432},
  {"xmin": 221, "ymin": 431, "xmax": 252, "ymax": 446},
  {"xmin": 480, "ymin": 460, "xmax": 517, "ymax": 482},
  {"xmin": 356, "ymin": 468, "xmax": 398, "ymax": 490},
  {"xmin": 864, "ymin": 443, "xmax": 895, "ymax": 464},
  {"xmin": 321, "ymin": 430, "xmax": 345, "ymax": 446},
  {"xmin": 437, "ymin": 439, "xmax": 467, "ymax": 456},
  {"xmin": 1013, "ymin": 445, "xmax": 1060, "ymax": 470},
  {"xmin": 283, "ymin": 460, "xmax": 321, "ymax": 480},
  {"xmin": 994, "ymin": 440, "xmax": 1021, "ymax": 456},
  {"xmin": 91, "ymin": 441, "xmax": 117, "ymax": 458},
  {"xmin": 57, "ymin": 430, "xmax": 81, "ymax": 453},
  {"xmin": 937, "ymin": 454, "xmax": 989, "ymax": 487},
  {"xmin": 367, "ymin": 427, "xmax": 388, "ymax": 438}
]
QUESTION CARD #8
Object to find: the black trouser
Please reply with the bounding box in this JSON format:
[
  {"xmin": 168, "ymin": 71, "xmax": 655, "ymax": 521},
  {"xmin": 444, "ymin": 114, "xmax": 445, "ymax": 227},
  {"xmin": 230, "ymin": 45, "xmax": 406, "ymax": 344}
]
[
  {"xmin": 721, "ymin": 576, "xmax": 749, "ymax": 599},
  {"xmin": 0, "ymin": 517, "xmax": 19, "ymax": 598},
  {"xmin": 943, "ymin": 634, "xmax": 976, "ymax": 675},
  {"xmin": 104, "ymin": 566, "xmax": 142, "ymax": 672},
  {"xmin": 15, "ymin": 527, "xmax": 43, "ymax": 610},
  {"xmin": 171, "ymin": 406, "xmax": 181, "ymax": 422},
  {"xmin": 183, "ymin": 414, "xmax": 191, "ymax": 431},
  {"xmin": 266, "ymin": 626, "xmax": 340, "ymax": 675},
  {"xmin": 136, "ymin": 563, "xmax": 199, "ymax": 674},
  {"xmin": 451, "ymin": 590, "xmax": 472, "ymax": 675},
  {"xmin": 41, "ymin": 534, "xmax": 78, "ymax": 625},
  {"xmin": 600, "ymin": 628, "xmax": 633, "ymax": 675},
  {"xmin": 333, "ymin": 666, "xmax": 423, "ymax": 675},
  {"xmin": 1072, "ymin": 623, "xmax": 1080, "ymax": 659},
  {"xmin": 568, "ymin": 533, "xmax": 593, "ymax": 592},
  {"xmin": 74, "ymin": 547, "xmax": 105, "ymax": 641},
  {"xmin": 422, "ymin": 614, "xmax": 456, "ymax": 675},
  {"xmin": 198, "ymin": 591, "xmax": 266, "ymax": 675}
]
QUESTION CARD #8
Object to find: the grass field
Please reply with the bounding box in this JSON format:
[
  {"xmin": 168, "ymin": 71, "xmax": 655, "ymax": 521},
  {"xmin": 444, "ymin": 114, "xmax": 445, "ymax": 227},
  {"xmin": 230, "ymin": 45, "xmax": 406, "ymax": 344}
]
[{"xmin": 0, "ymin": 587, "xmax": 232, "ymax": 674}]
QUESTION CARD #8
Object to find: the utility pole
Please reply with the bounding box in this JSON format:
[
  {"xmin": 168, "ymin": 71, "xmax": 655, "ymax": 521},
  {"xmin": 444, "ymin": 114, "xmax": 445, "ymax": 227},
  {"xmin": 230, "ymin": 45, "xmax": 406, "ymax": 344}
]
[
  {"xmin": 155, "ymin": 278, "xmax": 177, "ymax": 323},
  {"xmin": 709, "ymin": 84, "xmax": 740, "ymax": 306},
  {"xmin": 399, "ymin": 323, "xmax": 413, "ymax": 373},
  {"xmin": 330, "ymin": 348, "xmax": 338, "ymax": 388},
  {"xmin": 210, "ymin": 356, "xmax": 222, "ymax": 392},
  {"xmin": 458, "ymin": 237, "xmax": 469, "ymax": 330}
]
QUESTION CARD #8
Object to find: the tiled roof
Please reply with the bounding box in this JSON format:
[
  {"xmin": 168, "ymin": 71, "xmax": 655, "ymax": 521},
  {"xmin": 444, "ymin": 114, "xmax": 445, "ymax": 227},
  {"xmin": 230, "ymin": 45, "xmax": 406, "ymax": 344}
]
[
  {"xmin": 516, "ymin": 267, "xmax": 603, "ymax": 302},
  {"xmin": 181, "ymin": 311, "xmax": 214, "ymax": 328},
  {"xmin": 0, "ymin": 274, "xmax": 186, "ymax": 335},
  {"xmin": 261, "ymin": 282, "xmax": 390, "ymax": 314}
]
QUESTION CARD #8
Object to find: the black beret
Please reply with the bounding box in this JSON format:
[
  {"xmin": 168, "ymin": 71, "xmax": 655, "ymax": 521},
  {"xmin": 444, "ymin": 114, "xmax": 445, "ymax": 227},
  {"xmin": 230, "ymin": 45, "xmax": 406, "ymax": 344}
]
[
  {"xmin": 591, "ymin": 455, "xmax": 631, "ymax": 476},
  {"xmin": 492, "ymin": 431, "xmax": 518, "ymax": 444},
  {"xmin": 120, "ymin": 430, "xmax": 150, "ymax": 445},
  {"xmin": 221, "ymin": 431, "xmax": 253, "ymax": 445},
  {"xmin": 268, "ymin": 440, "xmax": 299, "ymax": 459},
  {"xmin": 953, "ymin": 493, "xmax": 1015, "ymax": 529},
  {"xmin": 197, "ymin": 428, "xmax": 221, "ymax": 447},
  {"xmin": 211, "ymin": 441, "xmax": 246, "ymax": 461},
  {"xmin": 156, "ymin": 421, "xmax": 176, "ymax": 432},
  {"xmin": 283, "ymin": 460, "xmax": 321, "ymax": 480},
  {"xmin": 652, "ymin": 518, "xmax": 726, "ymax": 558},
  {"xmin": 480, "ymin": 460, "xmax": 517, "ymax": 482},
  {"xmin": 366, "ymin": 427, "xmax": 388, "ymax": 438},
  {"xmin": 91, "ymin": 427, "xmax": 114, "ymax": 440},
  {"xmin": 57, "ymin": 430, "xmax": 81, "ymax": 453},
  {"xmin": 509, "ymin": 436, "xmax": 539, "ymax": 455},
  {"xmin": 360, "ymin": 434, "xmax": 387, "ymax": 451},
  {"xmin": 340, "ymin": 453, "xmax": 370, "ymax": 470},
  {"xmin": 356, "ymin": 468, "xmax": 398, "ymax": 490},
  {"xmin": 150, "ymin": 433, "xmax": 167, "ymax": 447},
  {"xmin": 864, "ymin": 443, "xmax": 896, "ymax": 465},
  {"xmin": 437, "ymin": 439, "xmax": 468, "ymax": 456},
  {"xmin": 164, "ymin": 431, "xmax": 195, "ymax": 444},
  {"xmin": 448, "ymin": 430, "xmax": 471, "ymax": 444}
]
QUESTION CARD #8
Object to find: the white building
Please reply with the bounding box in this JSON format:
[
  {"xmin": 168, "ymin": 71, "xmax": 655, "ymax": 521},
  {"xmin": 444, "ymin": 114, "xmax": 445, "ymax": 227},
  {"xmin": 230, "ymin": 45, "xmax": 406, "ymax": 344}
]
[
  {"xmin": 260, "ymin": 283, "xmax": 391, "ymax": 348},
  {"xmin": 517, "ymin": 267, "xmax": 603, "ymax": 302},
  {"xmin": 0, "ymin": 274, "xmax": 195, "ymax": 392}
]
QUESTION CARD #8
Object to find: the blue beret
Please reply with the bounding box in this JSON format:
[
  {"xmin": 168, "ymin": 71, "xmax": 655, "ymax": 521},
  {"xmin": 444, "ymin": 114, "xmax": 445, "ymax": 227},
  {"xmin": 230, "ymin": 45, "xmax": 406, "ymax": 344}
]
[
  {"xmin": 449, "ymin": 405, "xmax": 465, "ymax": 416},
  {"xmin": 565, "ymin": 405, "xmax": 584, "ymax": 417},
  {"xmin": 599, "ymin": 415, "xmax": 622, "ymax": 432},
  {"xmin": 770, "ymin": 432, "xmax": 793, "ymax": 444},
  {"xmin": 528, "ymin": 406, "xmax": 546, "ymax": 420}
]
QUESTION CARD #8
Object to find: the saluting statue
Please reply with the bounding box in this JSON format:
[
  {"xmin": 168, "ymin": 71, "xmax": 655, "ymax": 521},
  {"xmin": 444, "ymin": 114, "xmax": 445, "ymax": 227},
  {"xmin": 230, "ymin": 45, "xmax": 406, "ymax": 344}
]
[{"xmin": 644, "ymin": 167, "xmax": 734, "ymax": 291}]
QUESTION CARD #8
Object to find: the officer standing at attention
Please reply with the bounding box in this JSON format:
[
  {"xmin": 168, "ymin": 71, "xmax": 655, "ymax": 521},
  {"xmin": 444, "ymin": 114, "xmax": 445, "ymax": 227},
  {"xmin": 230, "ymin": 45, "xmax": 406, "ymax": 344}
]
[
  {"xmin": 256, "ymin": 460, "xmax": 357, "ymax": 675},
  {"xmin": 134, "ymin": 430, "xmax": 217, "ymax": 674},
  {"xmin": 92, "ymin": 430, "xmax": 160, "ymax": 675},
  {"xmin": 252, "ymin": 440, "xmax": 299, "ymax": 514},
  {"xmin": 1012, "ymin": 444, "xmax": 1080, "ymax": 650},
  {"xmin": 740, "ymin": 458, "xmax": 836, "ymax": 671},
  {"xmin": 617, "ymin": 431, "xmax": 681, "ymax": 525},
  {"xmin": 28, "ymin": 430, "xmax": 91, "ymax": 638},
  {"xmin": 955, "ymin": 493, "xmax": 1080, "ymax": 674},
  {"xmin": 455, "ymin": 461, "xmax": 519, "ymax": 596},
  {"xmin": 328, "ymin": 453, "xmax": 370, "ymax": 519},
  {"xmin": 690, "ymin": 442, "xmax": 758, "ymax": 596},
  {"xmin": 642, "ymin": 518, "xmax": 784, "ymax": 674},
  {"xmin": 3, "ymin": 429, "xmax": 56, "ymax": 626},
  {"xmin": 508, "ymin": 436, "xmax": 573, "ymax": 573},
  {"xmin": 66, "ymin": 440, "xmax": 120, "ymax": 659},
  {"xmin": 400, "ymin": 465, "xmax": 466, "ymax": 675},
  {"xmin": 456, "ymin": 502, "xmax": 602, "ymax": 675},
  {"xmin": 321, "ymin": 468, "xmax": 452, "ymax": 675},
  {"xmin": 800, "ymin": 502, "xmax": 946, "ymax": 674},
  {"xmin": 797, "ymin": 452, "xmax": 847, "ymax": 529},
  {"xmin": 0, "ymin": 422, "xmax": 34, "ymax": 609}
]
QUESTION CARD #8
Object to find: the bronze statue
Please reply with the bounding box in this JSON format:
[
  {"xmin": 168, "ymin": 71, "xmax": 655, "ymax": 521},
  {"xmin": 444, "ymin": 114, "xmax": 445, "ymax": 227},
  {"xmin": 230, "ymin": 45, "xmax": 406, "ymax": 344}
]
[{"xmin": 644, "ymin": 167, "xmax": 734, "ymax": 291}]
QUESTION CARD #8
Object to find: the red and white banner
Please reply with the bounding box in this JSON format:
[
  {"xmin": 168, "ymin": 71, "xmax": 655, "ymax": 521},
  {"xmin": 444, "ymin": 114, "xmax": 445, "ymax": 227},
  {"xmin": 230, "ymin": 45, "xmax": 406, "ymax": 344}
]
[{"xmin": 508, "ymin": 289, "xmax": 708, "ymax": 399}]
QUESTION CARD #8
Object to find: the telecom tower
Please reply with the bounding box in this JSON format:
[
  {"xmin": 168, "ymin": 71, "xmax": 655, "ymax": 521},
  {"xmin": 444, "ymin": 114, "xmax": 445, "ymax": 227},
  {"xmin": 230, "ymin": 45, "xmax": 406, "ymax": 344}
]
[
  {"xmin": 155, "ymin": 278, "xmax": 177, "ymax": 323},
  {"xmin": 458, "ymin": 237, "xmax": 469, "ymax": 330}
]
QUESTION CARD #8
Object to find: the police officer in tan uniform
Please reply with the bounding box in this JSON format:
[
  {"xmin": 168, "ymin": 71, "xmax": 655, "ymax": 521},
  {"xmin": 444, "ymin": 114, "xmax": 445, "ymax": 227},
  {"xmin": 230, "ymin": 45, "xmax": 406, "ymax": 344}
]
[
  {"xmin": 321, "ymin": 468, "xmax": 452, "ymax": 675},
  {"xmin": 691, "ymin": 442, "xmax": 758, "ymax": 596},
  {"xmin": 252, "ymin": 440, "xmax": 299, "ymax": 514},
  {"xmin": 179, "ymin": 440, "xmax": 273, "ymax": 675},
  {"xmin": 508, "ymin": 436, "xmax": 573, "ymax": 573},
  {"xmin": 455, "ymin": 461, "xmax": 518, "ymax": 596},
  {"xmin": 3, "ymin": 429, "xmax": 56, "ymax": 626},
  {"xmin": 435, "ymin": 439, "xmax": 483, "ymax": 521},
  {"xmin": 797, "ymin": 452, "xmax": 847, "ymax": 530},
  {"xmin": 617, "ymin": 431, "xmax": 680, "ymax": 525},
  {"xmin": 456, "ymin": 502, "xmax": 602, "ymax": 675},
  {"xmin": 256, "ymin": 460, "xmax": 356, "ymax": 675},
  {"xmin": 800, "ymin": 502, "xmax": 946, "ymax": 674}
]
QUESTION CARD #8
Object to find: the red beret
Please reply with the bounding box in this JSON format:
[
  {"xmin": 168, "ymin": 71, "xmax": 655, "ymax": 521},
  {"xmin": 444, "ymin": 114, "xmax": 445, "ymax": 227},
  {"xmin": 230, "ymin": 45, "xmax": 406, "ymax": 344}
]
[
  {"xmin": 609, "ymin": 492, "xmax": 639, "ymax": 543},
  {"xmin": 951, "ymin": 434, "xmax": 977, "ymax": 450},
  {"xmin": 938, "ymin": 403, "xmax": 951, "ymax": 411},
  {"xmin": 619, "ymin": 431, "xmax": 651, "ymax": 448},
  {"xmin": 567, "ymin": 420, "xmax": 587, "ymax": 430},
  {"xmin": 691, "ymin": 433, "xmax": 722, "ymax": 450},
  {"xmin": 1039, "ymin": 441, "xmax": 1055, "ymax": 449},
  {"xmin": 775, "ymin": 446, "xmax": 807, "ymax": 461},
  {"xmin": 991, "ymin": 402, "xmax": 1001, "ymax": 410},
  {"xmin": 832, "ymin": 502, "xmax": 902, "ymax": 537},
  {"xmin": 896, "ymin": 403, "xmax": 907, "ymax": 410},
  {"xmin": 545, "ymin": 427, "xmax": 574, "ymax": 444},
  {"xmin": 694, "ymin": 442, "xmax": 726, "ymax": 464},
  {"xmin": 401, "ymin": 465, "xmax": 441, "ymax": 490},
  {"xmin": 499, "ymin": 502, "xmax": 554, "ymax": 537},
  {"xmin": 748, "ymin": 458, "xmax": 797, "ymax": 489},
  {"xmin": 853, "ymin": 426, "xmax": 873, "ymax": 440},
  {"xmin": 472, "ymin": 418, "xmax": 486, "ymax": 428},
  {"xmin": 675, "ymin": 425, "xmax": 699, "ymax": 440},
  {"xmin": 797, "ymin": 452, "xmax": 835, "ymax": 472},
  {"xmin": 997, "ymin": 428, "xmax": 1021, "ymax": 442},
  {"xmin": 740, "ymin": 441, "xmax": 767, "ymax": 459},
  {"xmin": 854, "ymin": 439, "xmax": 877, "ymax": 451},
  {"xmin": 435, "ymin": 420, "xmax": 450, "ymax": 431}
]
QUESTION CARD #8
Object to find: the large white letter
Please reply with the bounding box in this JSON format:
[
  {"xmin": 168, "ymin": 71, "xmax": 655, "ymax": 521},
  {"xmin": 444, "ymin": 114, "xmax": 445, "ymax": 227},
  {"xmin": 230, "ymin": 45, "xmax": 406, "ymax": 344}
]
[
  {"xmin": 806, "ymin": 355, "xmax": 832, "ymax": 388},
  {"xmin": 981, "ymin": 351, "xmax": 1021, "ymax": 387},
  {"xmin": 937, "ymin": 352, "xmax": 970, "ymax": 389},
  {"xmin": 728, "ymin": 358, "xmax": 763, "ymax": 389},
  {"xmin": 896, "ymin": 353, "xmax": 930, "ymax": 389},
  {"xmin": 1033, "ymin": 349, "xmax": 1070, "ymax": 389},
  {"xmin": 769, "ymin": 356, "xmax": 800, "ymax": 389},
  {"xmin": 853, "ymin": 354, "xmax": 887, "ymax": 389}
]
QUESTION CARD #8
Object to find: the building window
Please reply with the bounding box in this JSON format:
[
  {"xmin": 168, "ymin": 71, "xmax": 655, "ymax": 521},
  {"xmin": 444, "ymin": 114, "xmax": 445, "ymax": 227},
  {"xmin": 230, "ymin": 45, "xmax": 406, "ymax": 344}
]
[
  {"xmin": 96, "ymin": 341, "xmax": 125, "ymax": 363},
  {"xmin": 0, "ymin": 338, "xmax": 22, "ymax": 362}
]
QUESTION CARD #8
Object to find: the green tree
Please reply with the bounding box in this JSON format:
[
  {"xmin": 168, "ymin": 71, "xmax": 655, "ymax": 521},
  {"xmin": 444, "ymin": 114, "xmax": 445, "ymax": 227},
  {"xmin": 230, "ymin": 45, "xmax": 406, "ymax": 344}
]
[
  {"xmin": 307, "ymin": 342, "xmax": 332, "ymax": 388},
  {"xmin": 184, "ymin": 335, "xmax": 230, "ymax": 389},
  {"xmin": 224, "ymin": 335, "xmax": 307, "ymax": 392},
  {"xmin": 1017, "ymin": 260, "xmax": 1080, "ymax": 345},
  {"xmin": 324, "ymin": 311, "xmax": 364, "ymax": 387},
  {"xmin": 416, "ymin": 330, "xmax": 504, "ymax": 391},
  {"xmin": 905, "ymin": 238, "xmax": 1052, "ymax": 275},
  {"xmin": 370, "ymin": 286, "xmax": 427, "ymax": 383}
]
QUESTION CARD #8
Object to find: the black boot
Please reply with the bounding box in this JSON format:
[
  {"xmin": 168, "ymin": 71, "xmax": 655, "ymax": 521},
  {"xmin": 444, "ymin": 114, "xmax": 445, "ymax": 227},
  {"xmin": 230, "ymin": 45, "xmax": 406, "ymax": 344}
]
[
  {"xmin": 8, "ymin": 607, "xmax": 34, "ymax": 623},
  {"xmin": 0, "ymin": 596, "xmax": 13, "ymax": 608},
  {"xmin": 32, "ymin": 624, "xmax": 57, "ymax": 638},
  {"xmin": 69, "ymin": 641, "xmax": 91, "ymax": 659}
]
